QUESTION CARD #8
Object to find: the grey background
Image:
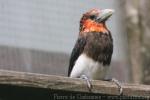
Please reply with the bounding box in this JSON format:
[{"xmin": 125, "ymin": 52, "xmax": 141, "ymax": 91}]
[{"xmin": 0, "ymin": 0, "xmax": 130, "ymax": 82}]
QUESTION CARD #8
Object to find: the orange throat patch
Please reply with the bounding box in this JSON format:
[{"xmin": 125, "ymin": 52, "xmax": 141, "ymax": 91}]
[{"xmin": 80, "ymin": 19, "xmax": 108, "ymax": 34}]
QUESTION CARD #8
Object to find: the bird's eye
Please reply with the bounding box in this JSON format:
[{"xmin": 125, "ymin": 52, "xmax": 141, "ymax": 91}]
[{"xmin": 90, "ymin": 15, "xmax": 96, "ymax": 20}]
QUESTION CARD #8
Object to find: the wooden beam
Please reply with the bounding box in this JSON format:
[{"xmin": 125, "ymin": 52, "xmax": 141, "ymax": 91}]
[{"xmin": 0, "ymin": 69, "xmax": 149, "ymax": 97}]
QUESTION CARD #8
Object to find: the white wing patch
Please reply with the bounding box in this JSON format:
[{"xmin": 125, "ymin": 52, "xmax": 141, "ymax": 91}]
[{"xmin": 70, "ymin": 53, "xmax": 109, "ymax": 80}]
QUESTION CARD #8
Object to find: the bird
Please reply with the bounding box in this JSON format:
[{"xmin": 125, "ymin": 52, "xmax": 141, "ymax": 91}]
[{"xmin": 68, "ymin": 8, "xmax": 122, "ymax": 94}]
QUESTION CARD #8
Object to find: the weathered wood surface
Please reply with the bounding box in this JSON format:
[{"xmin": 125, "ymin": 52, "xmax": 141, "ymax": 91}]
[{"xmin": 0, "ymin": 69, "xmax": 149, "ymax": 97}]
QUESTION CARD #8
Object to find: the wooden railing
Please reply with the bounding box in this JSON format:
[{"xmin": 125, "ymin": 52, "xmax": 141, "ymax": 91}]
[{"xmin": 0, "ymin": 70, "xmax": 149, "ymax": 100}]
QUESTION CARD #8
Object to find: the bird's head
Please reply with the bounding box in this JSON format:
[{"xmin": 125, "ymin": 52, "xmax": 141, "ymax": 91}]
[{"xmin": 80, "ymin": 9, "xmax": 114, "ymax": 35}]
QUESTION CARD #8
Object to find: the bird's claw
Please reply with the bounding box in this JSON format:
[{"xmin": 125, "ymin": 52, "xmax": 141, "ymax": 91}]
[
  {"xmin": 80, "ymin": 75, "xmax": 92, "ymax": 92},
  {"xmin": 111, "ymin": 78, "xmax": 123, "ymax": 95},
  {"xmin": 80, "ymin": 76, "xmax": 123, "ymax": 94}
]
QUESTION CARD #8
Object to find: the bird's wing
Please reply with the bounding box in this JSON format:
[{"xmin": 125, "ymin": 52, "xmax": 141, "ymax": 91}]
[{"xmin": 68, "ymin": 36, "xmax": 86, "ymax": 76}]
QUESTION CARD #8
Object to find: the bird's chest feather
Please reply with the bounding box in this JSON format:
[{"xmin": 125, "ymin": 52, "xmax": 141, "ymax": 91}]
[
  {"xmin": 84, "ymin": 32, "xmax": 113, "ymax": 64},
  {"xmin": 70, "ymin": 54, "xmax": 109, "ymax": 79}
]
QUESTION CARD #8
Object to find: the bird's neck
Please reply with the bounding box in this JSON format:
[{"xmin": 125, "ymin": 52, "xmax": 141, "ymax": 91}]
[{"xmin": 80, "ymin": 19, "xmax": 108, "ymax": 35}]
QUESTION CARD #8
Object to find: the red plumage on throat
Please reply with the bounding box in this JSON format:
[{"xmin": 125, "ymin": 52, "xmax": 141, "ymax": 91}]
[{"xmin": 80, "ymin": 19, "xmax": 108, "ymax": 35}]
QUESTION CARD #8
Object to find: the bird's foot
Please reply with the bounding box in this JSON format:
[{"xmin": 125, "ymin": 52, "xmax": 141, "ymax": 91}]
[
  {"xmin": 104, "ymin": 78, "xmax": 123, "ymax": 95},
  {"xmin": 80, "ymin": 75, "xmax": 92, "ymax": 92},
  {"xmin": 111, "ymin": 78, "xmax": 123, "ymax": 95}
]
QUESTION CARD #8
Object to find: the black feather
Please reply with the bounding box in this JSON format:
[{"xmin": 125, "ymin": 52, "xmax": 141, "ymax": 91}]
[
  {"xmin": 68, "ymin": 31, "xmax": 113, "ymax": 76},
  {"xmin": 84, "ymin": 31, "xmax": 113, "ymax": 65},
  {"xmin": 68, "ymin": 37, "xmax": 86, "ymax": 76}
]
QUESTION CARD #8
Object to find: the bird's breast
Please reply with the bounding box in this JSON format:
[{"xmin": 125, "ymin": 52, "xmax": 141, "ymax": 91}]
[
  {"xmin": 84, "ymin": 32, "xmax": 113, "ymax": 65},
  {"xmin": 70, "ymin": 54, "xmax": 109, "ymax": 80}
]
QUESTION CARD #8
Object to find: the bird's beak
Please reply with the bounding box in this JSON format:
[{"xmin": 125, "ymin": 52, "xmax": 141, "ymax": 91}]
[{"xmin": 97, "ymin": 9, "xmax": 115, "ymax": 22}]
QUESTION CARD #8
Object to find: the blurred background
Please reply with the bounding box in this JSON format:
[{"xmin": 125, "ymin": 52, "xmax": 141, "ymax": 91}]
[{"xmin": 0, "ymin": 0, "xmax": 149, "ymax": 84}]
